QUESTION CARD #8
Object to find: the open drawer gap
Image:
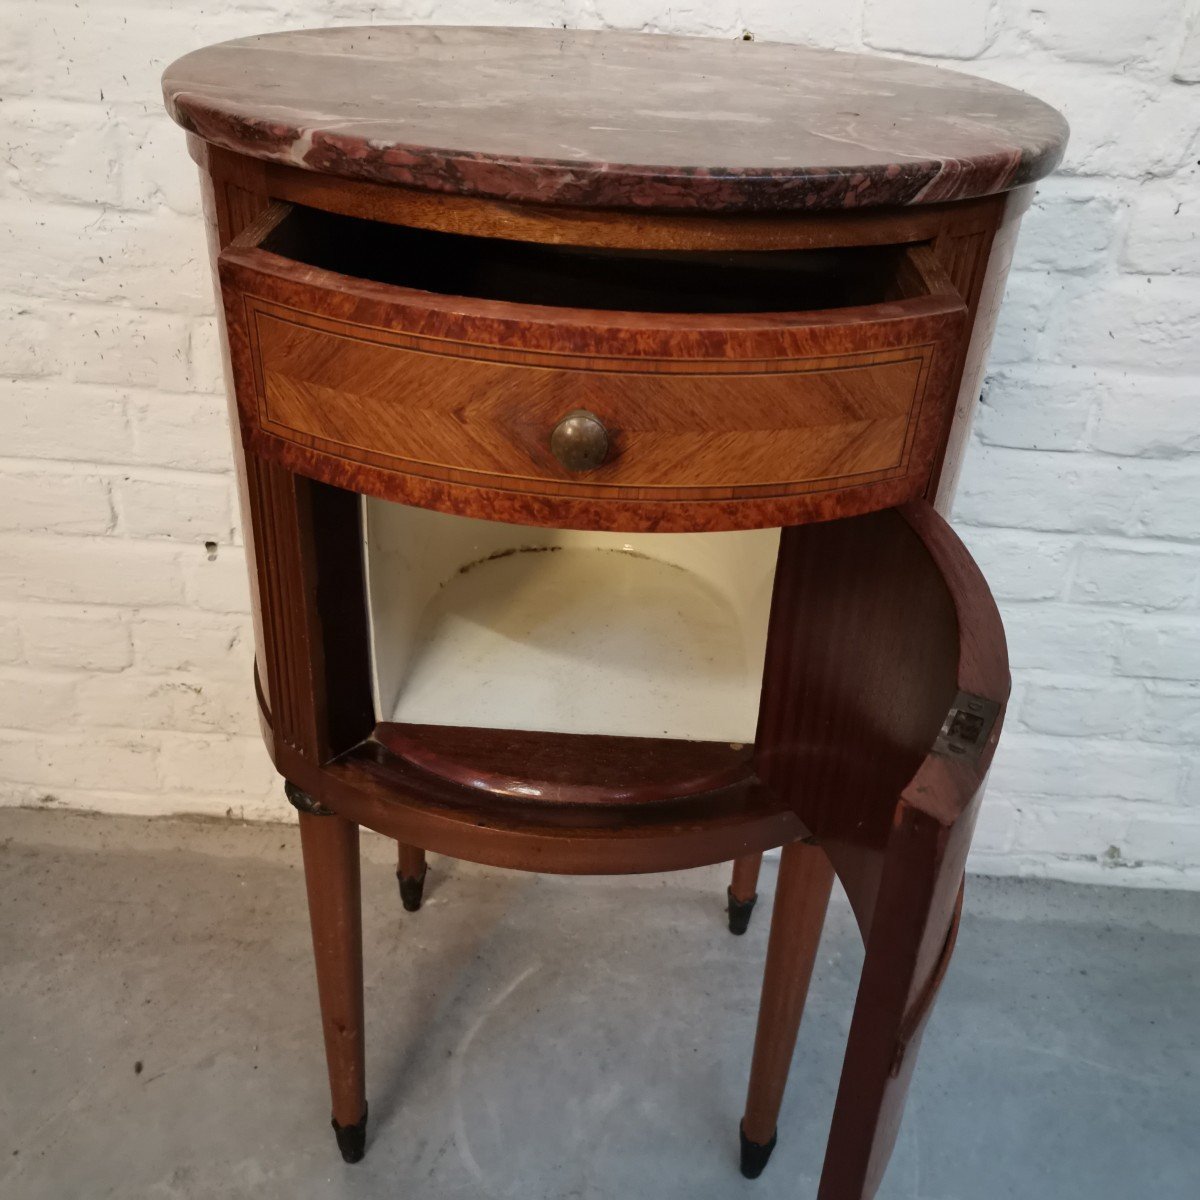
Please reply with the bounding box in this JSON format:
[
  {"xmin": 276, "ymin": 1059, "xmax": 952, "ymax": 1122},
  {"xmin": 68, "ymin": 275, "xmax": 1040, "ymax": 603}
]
[{"xmin": 260, "ymin": 202, "xmax": 936, "ymax": 315}]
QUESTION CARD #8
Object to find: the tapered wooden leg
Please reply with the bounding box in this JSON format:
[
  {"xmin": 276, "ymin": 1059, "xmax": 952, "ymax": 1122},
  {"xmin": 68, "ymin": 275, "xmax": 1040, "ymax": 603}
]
[
  {"xmin": 740, "ymin": 840, "xmax": 835, "ymax": 1178},
  {"xmin": 396, "ymin": 843, "xmax": 428, "ymax": 912},
  {"xmin": 727, "ymin": 852, "xmax": 764, "ymax": 934},
  {"xmin": 297, "ymin": 805, "xmax": 367, "ymax": 1163}
]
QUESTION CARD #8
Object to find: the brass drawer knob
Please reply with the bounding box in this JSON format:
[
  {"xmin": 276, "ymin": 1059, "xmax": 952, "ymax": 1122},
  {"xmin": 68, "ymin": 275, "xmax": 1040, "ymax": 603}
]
[{"xmin": 550, "ymin": 409, "xmax": 609, "ymax": 472}]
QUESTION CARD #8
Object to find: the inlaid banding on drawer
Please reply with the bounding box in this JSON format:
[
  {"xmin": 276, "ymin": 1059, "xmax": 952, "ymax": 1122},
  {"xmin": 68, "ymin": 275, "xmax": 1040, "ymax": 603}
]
[
  {"xmin": 219, "ymin": 201, "xmax": 968, "ymax": 528},
  {"xmin": 246, "ymin": 297, "xmax": 933, "ymax": 495}
]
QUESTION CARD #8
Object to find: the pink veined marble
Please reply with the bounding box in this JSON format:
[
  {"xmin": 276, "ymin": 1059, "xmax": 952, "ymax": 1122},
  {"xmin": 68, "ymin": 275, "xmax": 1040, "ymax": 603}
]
[{"xmin": 163, "ymin": 25, "xmax": 1068, "ymax": 214}]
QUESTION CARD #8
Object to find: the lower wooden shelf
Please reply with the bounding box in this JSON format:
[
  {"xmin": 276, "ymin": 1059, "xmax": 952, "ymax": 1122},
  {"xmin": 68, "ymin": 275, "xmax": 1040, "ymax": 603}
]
[
  {"xmin": 376, "ymin": 723, "xmax": 754, "ymax": 806},
  {"xmin": 276, "ymin": 730, "xmax": 804, "ymax": 876}
]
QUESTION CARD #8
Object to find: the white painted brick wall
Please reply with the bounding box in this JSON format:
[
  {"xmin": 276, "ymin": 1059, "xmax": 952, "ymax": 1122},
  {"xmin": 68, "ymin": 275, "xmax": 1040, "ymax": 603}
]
[
  {"xmin": 864, "ymin": 0, "xmax": 997, "ymax": 60},
  {"xmin": 1, "ymin": 1, "xmax": 1197, "ymax": 887}
]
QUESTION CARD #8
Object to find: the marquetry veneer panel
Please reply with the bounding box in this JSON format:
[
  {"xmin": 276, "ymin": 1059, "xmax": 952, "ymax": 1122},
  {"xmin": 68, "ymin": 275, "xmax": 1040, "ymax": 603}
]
[{"xmin": 219, "ymin": 204, "xmax": 968, "ymax": 531}]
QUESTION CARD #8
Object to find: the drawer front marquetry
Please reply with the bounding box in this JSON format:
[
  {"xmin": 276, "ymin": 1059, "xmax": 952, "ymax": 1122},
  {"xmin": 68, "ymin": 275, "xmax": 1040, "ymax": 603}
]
[
  {"xmin": 219, "ymin": 213, "xmax": 967, "ymax": 529},
  {"xmin": 243, "ymin": 297, "xmax": 939, "ymax": 499}
]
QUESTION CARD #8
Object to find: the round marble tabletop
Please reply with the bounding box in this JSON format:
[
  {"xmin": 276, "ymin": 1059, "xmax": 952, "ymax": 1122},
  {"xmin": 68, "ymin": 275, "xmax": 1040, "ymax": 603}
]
[{"xmin": 163, "ymin": 25, "xmax": 1068, "ymax": 213}]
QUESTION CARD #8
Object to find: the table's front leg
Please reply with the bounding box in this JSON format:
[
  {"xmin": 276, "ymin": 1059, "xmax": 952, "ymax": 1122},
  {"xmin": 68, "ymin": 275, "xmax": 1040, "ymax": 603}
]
[{"xmin": 290, "ymin": 784, "xmax": 368, "ymax": 1163}]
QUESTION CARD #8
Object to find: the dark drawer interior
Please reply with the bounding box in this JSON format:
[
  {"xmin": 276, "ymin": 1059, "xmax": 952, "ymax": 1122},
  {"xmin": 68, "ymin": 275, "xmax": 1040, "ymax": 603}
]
[{"xmin": 260, "ymin": 203, "xmax": 920, "ymax": 315}]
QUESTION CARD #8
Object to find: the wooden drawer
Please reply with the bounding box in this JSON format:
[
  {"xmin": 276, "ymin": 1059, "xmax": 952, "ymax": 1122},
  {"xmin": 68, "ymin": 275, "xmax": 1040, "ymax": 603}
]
[{"xmin": 219, "ymin": 203, "xmax": 967, "ymax": 531}]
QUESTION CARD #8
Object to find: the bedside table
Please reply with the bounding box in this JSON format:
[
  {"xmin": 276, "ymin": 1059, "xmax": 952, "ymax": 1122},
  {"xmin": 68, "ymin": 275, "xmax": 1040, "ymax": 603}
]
[{"xmin": 163, "ymin": 26, "xmax": 1066, "ymax": 1197}]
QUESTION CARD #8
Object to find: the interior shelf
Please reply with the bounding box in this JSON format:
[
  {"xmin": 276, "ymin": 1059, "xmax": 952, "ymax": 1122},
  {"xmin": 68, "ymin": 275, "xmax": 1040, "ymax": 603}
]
[{"xmin": 365, "ymin": 502, "xmax": 779, "ymax": 744}]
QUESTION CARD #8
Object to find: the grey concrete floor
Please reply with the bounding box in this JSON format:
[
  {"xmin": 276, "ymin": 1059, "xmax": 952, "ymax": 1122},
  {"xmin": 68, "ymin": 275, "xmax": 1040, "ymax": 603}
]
[{"xmin": 1, "ymin": 809, "xmax": 1197, "ymax": 1200}]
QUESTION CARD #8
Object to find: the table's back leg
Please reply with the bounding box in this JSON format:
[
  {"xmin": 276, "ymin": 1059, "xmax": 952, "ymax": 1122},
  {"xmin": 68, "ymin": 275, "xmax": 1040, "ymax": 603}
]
[
  {"xmin": 727, "ymin": 851, "xmax": 764, "ymax": 934},
  {"xmin": 740, "ymin": 839, "xmax": 835, "ymax": 1177},
  {"xmin": 396, "ymin": 844, "xmax": 428, "ymax": 912},
  {"xmin": 292, "ymin": 789, "xmax": 368, "ymax": 1163}
]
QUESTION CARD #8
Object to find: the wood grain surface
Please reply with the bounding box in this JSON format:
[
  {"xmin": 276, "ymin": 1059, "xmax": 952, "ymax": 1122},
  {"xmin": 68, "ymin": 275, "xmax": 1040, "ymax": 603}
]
[
  {"xmin": 219, "ymin": 204, "xmax": 967, "ymax": 531},
  {"xmin": 375, "ymin": 722, "xmax": 755, "ymax": 806},
  {"xmin": 191, "ymin": 139, "xmax": 1022, "ymax": 1197},
  {"xmin": 750, "ymin": 502, "xmax": 1008, "ymax": 1198}
]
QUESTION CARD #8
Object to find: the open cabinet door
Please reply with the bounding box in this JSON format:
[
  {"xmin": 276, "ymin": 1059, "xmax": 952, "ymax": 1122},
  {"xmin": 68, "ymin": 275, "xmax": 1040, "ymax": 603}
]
[{"xmin": 753, "ymin": 501, "xmax": 1009, "ymax": 1200}]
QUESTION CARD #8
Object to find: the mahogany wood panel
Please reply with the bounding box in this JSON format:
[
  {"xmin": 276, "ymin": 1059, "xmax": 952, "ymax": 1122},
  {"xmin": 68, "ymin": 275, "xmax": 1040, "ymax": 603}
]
[
  {"xmin": 202, "ymin": 162, "xmax": 375, "ymax": 768},
  {"xmin": 243, "ymin": 457, "xmax": 316, "ymax": 753},
  {"xmin": 376, "ymin": 723, "xmax": 754, "ymax": 807},
  {"xmin": 931, "ymin": 187, "xmax": 1031, "ymax": 509},
  {"xmin": 753, "ymin": 505, "xmax": 1004, "ymax": 922},
  {"xmin": 301, "ymin": 479, "xmax": 375, "ymax": 758},
  {"xmin": 218, "ymin": 208, "xmax": 966, "ymax": 531},
  {"xmin": 196, "ymin": 165, "xmax": 275, "ymax": 719},
  {"xmin": 276, "ymin": 736, "xmax": 806, "ymax": 876},
  {"xmin": 204, "ymin": 152, "xmax": 367, "ymax": 768},
  {"xmin": 751, "ymin": 502, "xmax": 1008, "ymax": 1198},
  {"xmin": 242, "ymin": 462, "xmax": 373, "ymax": 762}
]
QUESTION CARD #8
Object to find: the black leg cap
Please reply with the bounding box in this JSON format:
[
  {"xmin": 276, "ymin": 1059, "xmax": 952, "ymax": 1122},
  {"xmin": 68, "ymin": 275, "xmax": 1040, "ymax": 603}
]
[
  {"xmin": 739, "ymin": 1123, "xmax": 777, "ymax": 1179},
  {"xmin": 332, "ymin": 1105, "xmax": 368, "ymax": 1164},
  {"xmin": 397, "ymin": 865, "xmax": 427, "ymax": 912},
  {"xmin": 726, "ymin": 886, "xmax": 758, "ymax": 935}
]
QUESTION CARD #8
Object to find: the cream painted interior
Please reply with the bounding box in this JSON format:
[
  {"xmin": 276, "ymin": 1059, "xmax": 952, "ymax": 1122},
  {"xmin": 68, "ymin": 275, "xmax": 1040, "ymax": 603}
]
[{"xmin": 364, "ymin": 499, "xmax": 780, "ymax": 743}]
